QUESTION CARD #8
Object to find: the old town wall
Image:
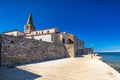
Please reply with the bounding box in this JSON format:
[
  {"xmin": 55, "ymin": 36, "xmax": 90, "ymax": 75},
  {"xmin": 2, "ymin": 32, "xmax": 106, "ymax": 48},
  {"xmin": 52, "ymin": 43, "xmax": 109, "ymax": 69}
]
[{"xmin": 0, "ymin": 35, "xmax": 68, "ymax": 67}]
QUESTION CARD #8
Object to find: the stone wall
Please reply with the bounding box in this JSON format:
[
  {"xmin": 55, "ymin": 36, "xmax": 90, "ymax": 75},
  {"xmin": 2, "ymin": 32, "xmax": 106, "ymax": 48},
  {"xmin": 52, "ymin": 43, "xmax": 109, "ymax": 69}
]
[
  {"xmin": 65, "ymin": 44, "xmax": 75, "ymax": 57},
  {"xmin": 1, "ymin": 35, "xmax": 68, "ymax": 67}
]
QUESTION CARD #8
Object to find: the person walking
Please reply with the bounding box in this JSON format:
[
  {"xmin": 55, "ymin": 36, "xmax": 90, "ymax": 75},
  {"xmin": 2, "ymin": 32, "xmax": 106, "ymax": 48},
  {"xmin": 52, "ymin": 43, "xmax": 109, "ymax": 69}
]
[
  {"xmin": 93, "ymin": 52, "xmax": 96, "ymax": 56},
  {"xmin": 91, "ymin": 53, "xmax": 93, "ymax": 59}
]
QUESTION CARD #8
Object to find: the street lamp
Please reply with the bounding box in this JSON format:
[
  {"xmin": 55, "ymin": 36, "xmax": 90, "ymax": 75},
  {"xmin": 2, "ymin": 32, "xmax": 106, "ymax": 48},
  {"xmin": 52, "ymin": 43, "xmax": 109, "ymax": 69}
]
[{"xmin": 90, "ymin": 43, "xmax": 93, "ymax": 59}]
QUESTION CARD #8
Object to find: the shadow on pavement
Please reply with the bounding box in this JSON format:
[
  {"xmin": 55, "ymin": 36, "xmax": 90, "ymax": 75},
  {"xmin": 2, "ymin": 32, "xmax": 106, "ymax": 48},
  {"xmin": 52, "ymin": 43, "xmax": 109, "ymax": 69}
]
[{"xmin": 0, "ymin": 67, "xmax": 41, "ymax": 80}]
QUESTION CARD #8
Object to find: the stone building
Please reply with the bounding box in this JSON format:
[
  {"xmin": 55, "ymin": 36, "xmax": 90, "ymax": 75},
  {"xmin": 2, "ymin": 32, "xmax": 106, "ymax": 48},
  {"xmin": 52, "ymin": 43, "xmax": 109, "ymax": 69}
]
[
  {"xmin": 2, "ymin": 13, "xmax": 85, "ymax": 57},
  {"xmin": 0, "ymin": 13, "xmax": 93, "ymax": 66},
  {"xmin": 24, "ymin": 14, "xmax": 85, "ymax": 57}
]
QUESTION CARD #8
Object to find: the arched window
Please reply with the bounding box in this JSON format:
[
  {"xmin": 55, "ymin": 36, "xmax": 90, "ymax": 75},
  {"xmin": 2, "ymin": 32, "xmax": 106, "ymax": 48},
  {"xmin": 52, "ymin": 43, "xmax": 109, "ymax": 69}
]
[
  {"xmin": 68, "ymin": 38, "xmax": 73, "ymax": 44},
  {"xmin": 62, "ymin": 38, "xmax": 65, "ymax": 44}
]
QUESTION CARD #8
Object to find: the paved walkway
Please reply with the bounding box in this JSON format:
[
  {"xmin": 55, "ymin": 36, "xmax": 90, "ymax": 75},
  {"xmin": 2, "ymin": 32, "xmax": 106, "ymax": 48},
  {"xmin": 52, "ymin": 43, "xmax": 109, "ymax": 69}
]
[{"xmin": 0, "ymin": 55, "xmax": 120, "ymax": 80}]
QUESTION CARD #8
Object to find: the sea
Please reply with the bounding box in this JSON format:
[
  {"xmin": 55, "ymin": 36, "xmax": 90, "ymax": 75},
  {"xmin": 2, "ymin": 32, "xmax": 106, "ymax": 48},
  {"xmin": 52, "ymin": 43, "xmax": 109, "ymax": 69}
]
[{"xmin": 97, "ymin": 52, "xmax": 120, "ymax": 73}]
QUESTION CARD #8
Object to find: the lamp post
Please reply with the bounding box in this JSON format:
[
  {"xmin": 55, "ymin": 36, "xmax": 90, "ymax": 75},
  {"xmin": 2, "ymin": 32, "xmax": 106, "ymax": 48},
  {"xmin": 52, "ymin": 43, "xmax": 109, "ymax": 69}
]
[{"xmin": 90, "ymin": 43, "xmax": 93, "ymax": 59}]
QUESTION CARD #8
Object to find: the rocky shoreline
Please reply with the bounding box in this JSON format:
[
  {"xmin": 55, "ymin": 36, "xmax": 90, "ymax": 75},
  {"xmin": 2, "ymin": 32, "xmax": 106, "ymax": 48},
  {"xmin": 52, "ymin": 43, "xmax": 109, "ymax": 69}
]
[{"xmin": 107, "ymin": 63, "xmax": 120, "ymax": 73}]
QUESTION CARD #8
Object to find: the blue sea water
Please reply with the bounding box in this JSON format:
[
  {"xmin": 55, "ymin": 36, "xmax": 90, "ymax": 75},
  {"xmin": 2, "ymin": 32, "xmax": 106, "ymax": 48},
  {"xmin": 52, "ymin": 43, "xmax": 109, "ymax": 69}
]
[{"xmin": 98, "ymin": 52, "xmax": 120, "ymax": 73}]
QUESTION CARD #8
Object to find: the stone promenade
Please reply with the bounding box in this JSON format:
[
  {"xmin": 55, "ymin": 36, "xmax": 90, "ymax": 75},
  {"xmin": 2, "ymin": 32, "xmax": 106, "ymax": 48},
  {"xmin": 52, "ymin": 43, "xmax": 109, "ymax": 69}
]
[{"xmin": 0, "ymin": 55, "xmax": 120, "ymax": 80}]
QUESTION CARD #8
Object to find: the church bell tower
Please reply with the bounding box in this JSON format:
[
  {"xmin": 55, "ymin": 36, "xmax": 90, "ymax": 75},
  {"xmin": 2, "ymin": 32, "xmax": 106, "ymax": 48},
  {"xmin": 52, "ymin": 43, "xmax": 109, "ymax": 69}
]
[{"xmin": 24, "ymin": 13, "xmax": 35, "ymax": 34}]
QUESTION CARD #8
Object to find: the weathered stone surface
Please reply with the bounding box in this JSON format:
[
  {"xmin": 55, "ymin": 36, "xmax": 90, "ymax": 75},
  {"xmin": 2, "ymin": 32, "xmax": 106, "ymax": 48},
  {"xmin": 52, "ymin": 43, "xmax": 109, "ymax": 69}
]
[
  {"xmin": 65, "ymin": 44, "xmax": 75, "ymax": 57},
  {"xmin": 1, "ymin": 35, "xmax": 68, "ymax": 67}
]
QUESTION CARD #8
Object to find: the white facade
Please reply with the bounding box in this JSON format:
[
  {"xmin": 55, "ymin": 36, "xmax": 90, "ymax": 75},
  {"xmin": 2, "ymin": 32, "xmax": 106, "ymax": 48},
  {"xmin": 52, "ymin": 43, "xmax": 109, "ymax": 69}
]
[
  {"xmin": 3, "ymin": 31, "xmax": 24, "ymax": 36},
  {"xmin": 25, "ymin": 34, "xmax": 53, "ymax": 42},
  {"xmin": 25, "ymin": 28, "xmax": 58, "ymax": 42},
  {"xmin": 26, "ymin": 28, "xmax": 58, "ymax": 36}
]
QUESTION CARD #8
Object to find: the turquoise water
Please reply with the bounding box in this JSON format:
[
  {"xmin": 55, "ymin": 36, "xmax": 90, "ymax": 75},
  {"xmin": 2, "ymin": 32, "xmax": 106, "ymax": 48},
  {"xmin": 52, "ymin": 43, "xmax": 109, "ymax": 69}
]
[{"xmin": 98, "ymin": 52, "xmax": 120, "ymax": 73}]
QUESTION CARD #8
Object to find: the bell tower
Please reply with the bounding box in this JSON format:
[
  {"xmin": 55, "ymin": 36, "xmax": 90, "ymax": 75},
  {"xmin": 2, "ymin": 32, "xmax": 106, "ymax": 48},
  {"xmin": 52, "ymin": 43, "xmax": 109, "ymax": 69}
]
[{"xmin": 24, "ymin": 13, "xmax": 35, "ymax": 34}]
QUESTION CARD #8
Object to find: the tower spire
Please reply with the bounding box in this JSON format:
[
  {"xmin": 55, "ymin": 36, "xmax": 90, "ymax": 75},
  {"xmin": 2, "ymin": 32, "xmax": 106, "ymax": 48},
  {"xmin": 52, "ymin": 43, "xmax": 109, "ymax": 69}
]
[
  {"xmin": 27, "ymin": 13, "xmax": 33, "ymax": 25},
  {"xmin": 24, "ymin": 13, "xmax": 35, "ymax": 34}
]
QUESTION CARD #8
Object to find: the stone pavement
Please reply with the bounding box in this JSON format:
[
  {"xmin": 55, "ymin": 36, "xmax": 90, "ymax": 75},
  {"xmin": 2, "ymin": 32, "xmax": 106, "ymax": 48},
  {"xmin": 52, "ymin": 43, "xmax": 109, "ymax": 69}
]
[{"xmin": 0, "ymin": 55, "xmax": 120, "ymax": 80}]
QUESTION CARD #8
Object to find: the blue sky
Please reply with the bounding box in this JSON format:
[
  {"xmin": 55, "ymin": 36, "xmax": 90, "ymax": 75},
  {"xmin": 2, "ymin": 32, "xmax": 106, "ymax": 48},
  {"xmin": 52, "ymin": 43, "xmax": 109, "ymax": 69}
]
[{"xmin": 0, "ymin": 0, "xmax": 120, "ymax": 52}]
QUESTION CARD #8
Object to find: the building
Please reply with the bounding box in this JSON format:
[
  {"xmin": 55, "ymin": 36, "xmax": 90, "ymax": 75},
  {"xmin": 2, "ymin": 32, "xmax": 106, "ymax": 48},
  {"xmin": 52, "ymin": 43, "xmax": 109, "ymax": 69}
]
[
  {"xmin": 0, "ymin": 13, "xmax": 94, "ymax": 67},
  {"xmin": 2, "ymin": 13, "xmax": 86, "ymax": 57},
  {"xmin": 3, "ymin": 30, "xmax": 24, "ymax": 36}
]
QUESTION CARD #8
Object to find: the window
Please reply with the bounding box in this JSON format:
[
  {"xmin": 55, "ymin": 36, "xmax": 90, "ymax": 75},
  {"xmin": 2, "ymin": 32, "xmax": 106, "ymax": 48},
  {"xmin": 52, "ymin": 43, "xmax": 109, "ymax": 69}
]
[
  {"xmin": 42, "ymin": 31, "xmax": 43, "ymax": 34},
  {"xmin": 32, "ymin": 37, "xmax": 34, "ymax": 40},
  {"xmin": 47, "ymin": 31, "xmax": 49, "ymax": 33},
  {"xmin": 25, "ymin": 26, "xmax": 29, "ymax": 29},
  {"xmin": 36, "ymin": 32, "xmax": 38, "ymax": 35},
  {"xmin": 40, "ymin": 39, "xmax": 42, "ymax": 41},
  {"xmin": 62, "ymin": 38, "xmax": 65, "ymax": 44},
  {"xmin": 68, "ymin": 38, "xmax": 73, "ymax": 44},
  {"xmin": 10, "ymin": 41, "xmax": 14, "ymax": 44}
]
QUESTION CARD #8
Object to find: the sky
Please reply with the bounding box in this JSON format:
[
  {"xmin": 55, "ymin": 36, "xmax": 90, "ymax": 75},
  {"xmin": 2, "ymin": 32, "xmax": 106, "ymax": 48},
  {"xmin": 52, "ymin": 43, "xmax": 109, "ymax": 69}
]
[{"xmin": 0, "ymin": 0, "xmax": 120, "ymax": 52}]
